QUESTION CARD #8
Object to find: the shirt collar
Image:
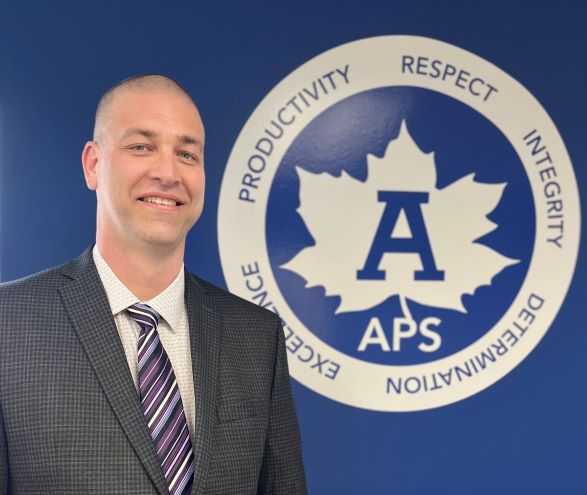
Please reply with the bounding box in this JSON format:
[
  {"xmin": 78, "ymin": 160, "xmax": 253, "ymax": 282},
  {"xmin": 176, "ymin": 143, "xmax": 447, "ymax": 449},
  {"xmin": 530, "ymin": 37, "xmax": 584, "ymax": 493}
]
[{"xmin": 92, "ymin": 245, "xmax": 185, "ymax": 332}]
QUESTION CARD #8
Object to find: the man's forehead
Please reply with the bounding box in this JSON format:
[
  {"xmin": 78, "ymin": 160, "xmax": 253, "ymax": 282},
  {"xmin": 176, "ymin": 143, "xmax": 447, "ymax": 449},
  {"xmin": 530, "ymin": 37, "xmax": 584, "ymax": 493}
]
[
  {"xmin": 102, "ymin": 88, "xmax": 204, "ymax": 139},
  {"xmin": 93, "ymin": 74, "xmax": 203, "ymax": 143},
  {"xmin": 110, "ymin": 87, "xmax": 201, "ymax": 118}
]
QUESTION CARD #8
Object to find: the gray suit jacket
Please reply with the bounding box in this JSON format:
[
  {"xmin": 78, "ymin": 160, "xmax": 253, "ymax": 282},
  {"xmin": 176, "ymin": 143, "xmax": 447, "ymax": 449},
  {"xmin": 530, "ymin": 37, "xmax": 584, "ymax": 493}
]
[{"xmin": 0, "ymin": 248, "xmax": 307, "ymax": 494}]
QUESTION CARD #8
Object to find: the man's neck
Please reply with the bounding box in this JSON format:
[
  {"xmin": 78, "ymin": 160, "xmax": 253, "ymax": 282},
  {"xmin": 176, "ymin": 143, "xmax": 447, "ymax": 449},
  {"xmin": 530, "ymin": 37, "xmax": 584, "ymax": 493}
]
[{"xmin": 96, "ymin": 238, "xmax": 184, "ymax": 301}]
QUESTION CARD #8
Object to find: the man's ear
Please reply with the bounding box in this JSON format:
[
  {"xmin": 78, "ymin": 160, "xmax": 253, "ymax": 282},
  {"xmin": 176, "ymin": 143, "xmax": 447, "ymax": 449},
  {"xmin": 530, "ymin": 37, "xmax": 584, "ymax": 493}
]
[{"xmin": 82, "ymin": 141, "xmax": 100, "ymax": 190}]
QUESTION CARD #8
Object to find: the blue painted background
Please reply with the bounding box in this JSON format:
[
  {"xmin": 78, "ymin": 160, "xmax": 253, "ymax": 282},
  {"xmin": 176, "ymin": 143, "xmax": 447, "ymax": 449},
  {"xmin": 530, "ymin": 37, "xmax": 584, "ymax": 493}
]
[{"xmin": 1, "ymin": 2, "xmax": 585, "ymax": 493}]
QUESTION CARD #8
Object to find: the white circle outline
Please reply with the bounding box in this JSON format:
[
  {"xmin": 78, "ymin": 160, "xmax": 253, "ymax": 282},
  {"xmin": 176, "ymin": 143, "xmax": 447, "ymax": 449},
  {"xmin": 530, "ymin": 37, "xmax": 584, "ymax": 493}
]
[{"xmin": 218, "ymin": 36, "xmax": 581, "ymax": 411}]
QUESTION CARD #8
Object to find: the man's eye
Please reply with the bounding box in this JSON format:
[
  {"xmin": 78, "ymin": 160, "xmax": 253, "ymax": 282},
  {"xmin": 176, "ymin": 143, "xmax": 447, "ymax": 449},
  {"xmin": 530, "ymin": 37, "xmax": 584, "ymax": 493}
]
[
  {"xmin": 179, "ymin": 151, "xmax": 197, "ymax": 161},
  {"xmin": 129, "ymin": 144, "xmax": 148, "ymax": 151}
]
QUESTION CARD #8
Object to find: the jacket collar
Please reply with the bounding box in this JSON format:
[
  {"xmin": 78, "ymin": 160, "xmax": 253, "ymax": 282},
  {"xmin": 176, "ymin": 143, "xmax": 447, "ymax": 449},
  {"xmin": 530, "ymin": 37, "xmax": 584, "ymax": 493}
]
[{"xmin": 59, "ymin": 247, "xmax": 221, "ymax": 495}]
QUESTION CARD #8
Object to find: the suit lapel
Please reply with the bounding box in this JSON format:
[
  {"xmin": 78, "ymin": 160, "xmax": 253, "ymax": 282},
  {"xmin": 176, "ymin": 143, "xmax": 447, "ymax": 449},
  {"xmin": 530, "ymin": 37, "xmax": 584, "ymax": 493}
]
[
  {"xmin": 185, "ymin": 274, "xmax": 221, "ymax": 495},
  {"xmin": 58, "ymin": 249, "xmax": 170, "ymax": 495}
]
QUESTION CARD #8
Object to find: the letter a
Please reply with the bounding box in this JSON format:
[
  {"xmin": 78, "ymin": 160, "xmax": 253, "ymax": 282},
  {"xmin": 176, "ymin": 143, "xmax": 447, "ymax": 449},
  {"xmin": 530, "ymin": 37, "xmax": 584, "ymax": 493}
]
[{"xmin": 357, "ymin": 191, "xmax": 444, "ymax": 281}]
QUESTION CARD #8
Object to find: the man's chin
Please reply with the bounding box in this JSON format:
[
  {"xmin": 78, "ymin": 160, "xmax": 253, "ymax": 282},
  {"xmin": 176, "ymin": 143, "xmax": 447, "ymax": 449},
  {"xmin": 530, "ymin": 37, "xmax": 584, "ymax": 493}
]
[{"xmin": 133, "ymin": 228, "xmax": 188, "ymax": 253}]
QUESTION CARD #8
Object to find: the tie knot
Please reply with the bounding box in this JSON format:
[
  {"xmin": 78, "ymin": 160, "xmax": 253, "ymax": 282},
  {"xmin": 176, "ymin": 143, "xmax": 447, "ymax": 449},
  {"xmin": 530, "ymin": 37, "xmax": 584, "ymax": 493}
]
[{"xmin": 126, "ymin": 303, "xmax": 161, "ymax": 330}]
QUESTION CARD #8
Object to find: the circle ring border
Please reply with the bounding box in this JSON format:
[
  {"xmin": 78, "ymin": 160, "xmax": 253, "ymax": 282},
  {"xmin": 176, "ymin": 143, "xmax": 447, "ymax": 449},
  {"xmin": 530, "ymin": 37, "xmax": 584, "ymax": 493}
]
[{"xmin": 218, "ymin": 35, "xmax": 581, "ymax": 411}]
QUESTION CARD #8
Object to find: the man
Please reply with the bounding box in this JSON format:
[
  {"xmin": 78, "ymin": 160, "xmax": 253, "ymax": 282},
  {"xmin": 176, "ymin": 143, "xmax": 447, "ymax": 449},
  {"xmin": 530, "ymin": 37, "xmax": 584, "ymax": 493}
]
[{"xmin": 0, "ymin": 75, "xmax": 307, "ymax": 495}]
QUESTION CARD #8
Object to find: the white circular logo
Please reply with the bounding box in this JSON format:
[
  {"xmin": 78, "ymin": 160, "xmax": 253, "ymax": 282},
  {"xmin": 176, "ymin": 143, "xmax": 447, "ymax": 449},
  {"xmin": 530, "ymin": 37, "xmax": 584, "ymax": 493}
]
[{"xmin": 217, "ymin": 36, "xmax": 581, "ymax": 411}]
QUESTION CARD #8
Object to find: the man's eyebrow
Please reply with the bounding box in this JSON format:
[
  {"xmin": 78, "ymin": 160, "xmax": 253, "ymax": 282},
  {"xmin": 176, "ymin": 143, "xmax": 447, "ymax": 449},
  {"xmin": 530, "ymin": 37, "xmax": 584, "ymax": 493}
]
[
  {"xmin": 178, "ymin": 134, "xmax": 203, "ymax": 150},
  {"xmin": 121, "ymin": 128, "xmax": 158, "ymax": 140},
  {"xmin": 119, "ymin": 128, "xmax": 203, "ymax": 150}
]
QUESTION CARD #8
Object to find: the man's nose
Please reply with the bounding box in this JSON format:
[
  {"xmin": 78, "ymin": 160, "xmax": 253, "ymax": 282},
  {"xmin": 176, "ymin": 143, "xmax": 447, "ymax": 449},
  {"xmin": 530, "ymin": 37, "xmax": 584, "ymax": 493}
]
[{"xmin": 151, "ymin": 150, "xmax": 181, "ymax": 185}]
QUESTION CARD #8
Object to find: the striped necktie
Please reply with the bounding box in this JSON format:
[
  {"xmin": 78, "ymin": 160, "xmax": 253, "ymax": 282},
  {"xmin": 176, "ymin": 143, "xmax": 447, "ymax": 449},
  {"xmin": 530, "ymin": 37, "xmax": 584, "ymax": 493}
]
[{"xmin": 127, "ymin": 303, "xmax": 195, "ymax": 495}]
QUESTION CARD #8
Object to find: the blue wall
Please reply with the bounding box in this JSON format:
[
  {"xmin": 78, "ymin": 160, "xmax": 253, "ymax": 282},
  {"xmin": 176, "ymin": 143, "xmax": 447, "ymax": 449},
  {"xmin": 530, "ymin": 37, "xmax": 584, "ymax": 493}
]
[{"xmin": 1, "ymin": 2, "xmax": 585, "ymax": 493}]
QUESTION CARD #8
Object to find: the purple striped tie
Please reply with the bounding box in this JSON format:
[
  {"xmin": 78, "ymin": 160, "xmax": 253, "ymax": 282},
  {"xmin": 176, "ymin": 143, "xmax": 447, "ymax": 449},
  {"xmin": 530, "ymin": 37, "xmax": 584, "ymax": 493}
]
[{"xmin": 127, "ymin": 303, "xmax": 194, "ymax": 495}]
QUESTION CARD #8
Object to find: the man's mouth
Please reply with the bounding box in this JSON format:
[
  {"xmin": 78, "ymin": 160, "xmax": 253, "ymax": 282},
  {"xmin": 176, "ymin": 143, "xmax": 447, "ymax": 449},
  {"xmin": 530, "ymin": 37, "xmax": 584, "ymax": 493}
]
[{"xmin": 139, "ymin": 196, "xmax": 183, "ymax": 207}]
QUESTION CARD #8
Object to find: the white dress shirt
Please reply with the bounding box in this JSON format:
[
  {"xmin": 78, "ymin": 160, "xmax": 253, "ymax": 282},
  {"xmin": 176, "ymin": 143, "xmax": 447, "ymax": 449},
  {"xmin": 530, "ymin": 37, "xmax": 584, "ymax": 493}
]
[{"xmin": 92, "ymin": 246, "xmax": 196, "ymax": 441}]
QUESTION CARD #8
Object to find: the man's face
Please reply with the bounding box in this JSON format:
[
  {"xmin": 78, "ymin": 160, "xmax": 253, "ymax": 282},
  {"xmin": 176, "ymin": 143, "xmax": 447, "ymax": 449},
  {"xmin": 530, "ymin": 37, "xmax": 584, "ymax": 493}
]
[{"xmin": 85, "ymin": 88, "xmax": 205, "ymax": 254}]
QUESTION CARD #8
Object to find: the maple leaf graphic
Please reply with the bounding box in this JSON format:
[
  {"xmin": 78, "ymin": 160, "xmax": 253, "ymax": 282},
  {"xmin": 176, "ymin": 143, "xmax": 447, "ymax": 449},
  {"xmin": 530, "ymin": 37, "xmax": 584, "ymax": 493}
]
[{"xmin": 281, "ymin": 121, "xmax": 519, "ymax": 314}]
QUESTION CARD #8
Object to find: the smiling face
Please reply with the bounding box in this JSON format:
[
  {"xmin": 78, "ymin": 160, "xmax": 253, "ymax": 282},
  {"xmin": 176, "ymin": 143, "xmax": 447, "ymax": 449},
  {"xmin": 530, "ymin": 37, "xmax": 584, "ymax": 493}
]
[{"xmin": 82, "ymin": 87, "xmax": 205, "ymax": 256}]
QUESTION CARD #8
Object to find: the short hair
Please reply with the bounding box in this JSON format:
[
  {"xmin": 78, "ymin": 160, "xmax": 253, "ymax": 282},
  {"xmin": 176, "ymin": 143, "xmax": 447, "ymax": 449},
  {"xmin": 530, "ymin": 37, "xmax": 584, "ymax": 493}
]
[{"xmin": 92, "ymin": 74, "xmax": 197, "ymax": 142}]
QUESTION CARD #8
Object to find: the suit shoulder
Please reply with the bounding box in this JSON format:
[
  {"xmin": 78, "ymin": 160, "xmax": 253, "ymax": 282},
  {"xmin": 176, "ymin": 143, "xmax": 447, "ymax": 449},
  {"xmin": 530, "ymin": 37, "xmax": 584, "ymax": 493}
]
[
  {"xmin": 188, "ymin": 273, "xmax": 280, "ymax": 326},
  {"xmin": 0, "ymin": 261, "xmax": 77, "ymax": 333},
  {"xmin": 0, "ymin": 262, "xmax": 71, "ymax": 299}
]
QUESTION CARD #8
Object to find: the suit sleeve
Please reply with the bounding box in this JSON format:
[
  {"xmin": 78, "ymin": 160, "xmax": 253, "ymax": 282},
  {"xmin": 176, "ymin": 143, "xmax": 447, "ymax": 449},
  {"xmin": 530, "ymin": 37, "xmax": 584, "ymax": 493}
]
[
  {"xmin": 257, "ymin": 317, "xmax": 308, "ymax": 495},
  {"xmin": 0, "ymin": 403, "xmax": 10, "ymax": 495}
]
